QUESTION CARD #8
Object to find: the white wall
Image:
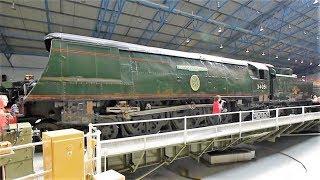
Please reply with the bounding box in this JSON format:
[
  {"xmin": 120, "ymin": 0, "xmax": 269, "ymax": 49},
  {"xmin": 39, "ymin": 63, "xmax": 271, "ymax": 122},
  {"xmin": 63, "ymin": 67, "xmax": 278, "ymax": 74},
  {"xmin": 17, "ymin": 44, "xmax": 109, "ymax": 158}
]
[{"xmin": 0, "ymin": 53, "xmax": 48, "ymax": 82}]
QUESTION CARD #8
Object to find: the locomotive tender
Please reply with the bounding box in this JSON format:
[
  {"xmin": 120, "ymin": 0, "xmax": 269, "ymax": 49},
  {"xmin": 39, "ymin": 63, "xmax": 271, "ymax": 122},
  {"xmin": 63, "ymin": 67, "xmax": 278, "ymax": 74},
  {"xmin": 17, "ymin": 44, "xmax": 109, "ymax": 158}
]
[{"xmin": 3, "ymin": 33, "xmax": 313, "ymax": 139}]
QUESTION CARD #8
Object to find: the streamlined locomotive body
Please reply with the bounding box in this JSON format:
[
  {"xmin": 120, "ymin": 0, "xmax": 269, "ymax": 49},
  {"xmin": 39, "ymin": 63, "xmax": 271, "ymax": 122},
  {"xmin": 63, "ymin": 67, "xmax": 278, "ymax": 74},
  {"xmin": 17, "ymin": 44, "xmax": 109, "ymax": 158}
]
[{"xmin": 1, "ymin": 33, "xmax": 313, "ymax": 138}]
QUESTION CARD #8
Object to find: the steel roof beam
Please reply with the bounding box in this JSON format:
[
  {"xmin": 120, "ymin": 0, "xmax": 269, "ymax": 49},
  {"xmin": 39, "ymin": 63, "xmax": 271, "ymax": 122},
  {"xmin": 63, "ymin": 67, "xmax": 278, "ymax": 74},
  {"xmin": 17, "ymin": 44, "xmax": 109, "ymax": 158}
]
[
  {"xmin": 162, "ymin": 0, "xmax": 220, "ymax": 49},
  {"xmin": 239, "ymin": 2, "xmax": 318, "ymax": 55},
  {"xmin": 101, "ymin": 0, "xmax": 126, "ymax": 39},
  {"xmin": 92, "ymin": 0, "xmax": 110, "ymax": 37},
  {"xmin": 0, "ymin": 30, "xmax": 14, "ymax": 67},
  {"xmin": 187, "ymin": 0, "xmax": 254, "ymax": 52},
  {"xmin": 220, "ymin": 1, "xmax": 292, "ymax": 49},
  {"xmin": 0, "ymin": 13, "xmax": 316, "ymax": 65},
  {"xmin": 44, "ymin": 0, "xmax": 52, "ymax": 33},
  {"xmin": 173, "ymin": 0, "xmax": 229, "ymax": 50},
  {"xmin": 137, "ymin": 0, "xmax": 179, "ymax": 45},
  {"xmin": 2, "ymin": 0, "xmax": 316, "ymax": 55},
  {"xmin": 128, "ymin": 0, "xmax": 317, "ymax": 54}
]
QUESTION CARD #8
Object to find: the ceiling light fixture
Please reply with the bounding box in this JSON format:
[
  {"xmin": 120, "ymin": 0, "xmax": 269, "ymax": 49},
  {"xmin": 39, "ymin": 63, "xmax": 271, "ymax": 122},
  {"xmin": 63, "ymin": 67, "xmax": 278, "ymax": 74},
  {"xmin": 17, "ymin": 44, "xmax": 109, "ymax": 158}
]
[
  {"xmin": 295, "ymin": 59, "xmax": 298, "ymax": 63},
  {"xmin": 245, "ymin": 49, "xmax": 249, "ymax": 53},
  {"xmin": 313, "ymin": 0, "xmax": 318, "ymax": 4},
  {"xmin": 304, "ymin": 31, "xmax": 307, "ymax": 35},
  {"xmin": 259, "ymin": 26, "xmax": 264, "ymax": 32},
  {"xmin": 11, "ymin": 2, "xmax": 15, "ymax": 9},
  {"xmin": 262, "ymin": 52, "xmax": 265, "ymax": 56},
  {"xmin": 185, "ymin": 38, "xmax": 190, "ymax": 43},
  {"xmin": 217, "ymin": 1, "xmax": 220, "ymax": 8},
  {"xmin": 288, "ymin": 58, "xmax": 291, "ymax": 61},
  {"xmin": 275, "ymin": 55, "xmax": 279, "ymax": 59},
  {"xmin": 288, "ymin": 24, "xmax": 291, "ymax": 29},
  {"xmin": 218, "ymin": 27, "xmax": 222, "ymax": 33},
  {"xmin": 301, "ymin": 60, "xmax": 304, "ymax": 64},
  {"xmin": 317, "ymin": 36, "xmax": 319, "ymax": 40},
  {"xmin": 219, "ymin": 44, "xmax": 223, "ymax": 49},
  {"xmin": 318, "ymin": 64, "xmax": 320, "ymax": 67},
  {"xmin": 310, "ymin": 62, "xmax": 313, "ymax": 66}
]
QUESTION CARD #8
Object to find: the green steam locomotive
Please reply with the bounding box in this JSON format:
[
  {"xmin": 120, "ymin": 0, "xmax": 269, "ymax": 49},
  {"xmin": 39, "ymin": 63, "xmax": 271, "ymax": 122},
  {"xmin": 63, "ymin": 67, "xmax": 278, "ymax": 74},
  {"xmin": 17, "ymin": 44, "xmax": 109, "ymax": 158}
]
[{"xmin": 2, "ymin": 33, "xmax": 314, "ymax": 138}]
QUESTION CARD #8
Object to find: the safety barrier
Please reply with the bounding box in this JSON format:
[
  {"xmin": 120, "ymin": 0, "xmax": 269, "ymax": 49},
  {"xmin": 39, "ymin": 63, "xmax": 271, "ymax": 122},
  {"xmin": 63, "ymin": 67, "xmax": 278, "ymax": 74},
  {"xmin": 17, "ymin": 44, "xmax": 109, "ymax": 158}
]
[
  {"xmin": 0, "ymin": 141, "xmax": 47, "ymax": 180},
  {"xmin": 1, "ymin": 130, "xmax": 101, "ymax": 180},
  {"xmin": 88, "ymin": 105, "xmax": 320, "ymax": 174},
  {"xmin": 1, "ymin": 105, "xmax": 318, "ymax": 179}
]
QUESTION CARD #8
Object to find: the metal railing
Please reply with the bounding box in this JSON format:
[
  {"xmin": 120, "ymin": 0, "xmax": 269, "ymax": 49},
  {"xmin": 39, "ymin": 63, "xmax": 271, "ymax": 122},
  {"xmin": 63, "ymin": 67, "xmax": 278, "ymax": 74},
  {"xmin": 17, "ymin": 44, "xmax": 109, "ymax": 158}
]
[
  {"xmin": 0, "ymin": 141, "xmax": 48, "ymax": 180},
  {"xmin": 87, "ymin": 104, "xmax": 320, "ymax": 174}
]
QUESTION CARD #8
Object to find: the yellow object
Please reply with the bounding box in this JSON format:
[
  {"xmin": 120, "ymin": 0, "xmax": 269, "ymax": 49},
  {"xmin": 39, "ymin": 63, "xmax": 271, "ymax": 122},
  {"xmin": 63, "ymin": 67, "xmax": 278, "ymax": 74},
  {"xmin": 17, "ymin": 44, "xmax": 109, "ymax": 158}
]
[
  {"xmin": 43, "ymin": 129, "xmax": 84, "ymax": 180},
  {"xmin": 0, "ymin": 141, "xmax": 13, "ymax": 156},
  {"xmin": 85, "ymin": 138, "xmax": 97, "ymax": 177}
]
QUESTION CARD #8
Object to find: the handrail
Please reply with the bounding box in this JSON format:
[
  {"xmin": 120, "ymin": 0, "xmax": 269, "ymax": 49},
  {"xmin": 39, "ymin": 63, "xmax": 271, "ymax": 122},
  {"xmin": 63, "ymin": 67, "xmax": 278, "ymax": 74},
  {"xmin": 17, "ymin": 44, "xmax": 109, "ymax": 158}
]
[{"xmin": 91, "ymin": 105, "xmax": 320, "ymax": 127}]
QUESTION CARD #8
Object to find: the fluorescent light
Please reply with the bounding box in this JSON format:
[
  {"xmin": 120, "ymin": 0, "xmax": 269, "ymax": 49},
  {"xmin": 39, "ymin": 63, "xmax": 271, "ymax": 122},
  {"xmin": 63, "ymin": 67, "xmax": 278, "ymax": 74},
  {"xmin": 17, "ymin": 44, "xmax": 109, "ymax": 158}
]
[
  {"xmin": 260, "ymin": 26, "xmax": 264, "ymax": 32},
  {"xmin": 11, "ymin": 2, "xmax": 15, "ymax": 9}
]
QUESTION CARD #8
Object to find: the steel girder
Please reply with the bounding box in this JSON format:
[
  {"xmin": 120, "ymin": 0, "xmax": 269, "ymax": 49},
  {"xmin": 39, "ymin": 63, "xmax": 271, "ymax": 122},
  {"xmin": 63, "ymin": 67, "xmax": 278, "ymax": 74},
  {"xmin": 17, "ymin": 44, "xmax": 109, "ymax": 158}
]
[{"xmin": 136, "ymin": 0, "xmax": 179, "ymax": 45}]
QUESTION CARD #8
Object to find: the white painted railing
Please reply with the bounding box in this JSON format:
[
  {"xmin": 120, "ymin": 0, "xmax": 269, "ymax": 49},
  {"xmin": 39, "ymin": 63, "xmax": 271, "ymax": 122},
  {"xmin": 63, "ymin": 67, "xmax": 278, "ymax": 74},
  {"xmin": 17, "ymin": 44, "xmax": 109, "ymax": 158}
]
[{"xmin": 88, "ymin": 105, "xmax": 320, "ymax": 174}]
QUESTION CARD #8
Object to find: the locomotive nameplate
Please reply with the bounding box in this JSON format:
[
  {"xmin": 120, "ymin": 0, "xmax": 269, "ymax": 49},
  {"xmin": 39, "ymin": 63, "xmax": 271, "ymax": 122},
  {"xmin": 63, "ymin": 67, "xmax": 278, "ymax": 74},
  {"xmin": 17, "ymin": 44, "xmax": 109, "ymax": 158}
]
[{"xmin": 190, "ymin": 75, "xmax": 200, "ymax": 91}]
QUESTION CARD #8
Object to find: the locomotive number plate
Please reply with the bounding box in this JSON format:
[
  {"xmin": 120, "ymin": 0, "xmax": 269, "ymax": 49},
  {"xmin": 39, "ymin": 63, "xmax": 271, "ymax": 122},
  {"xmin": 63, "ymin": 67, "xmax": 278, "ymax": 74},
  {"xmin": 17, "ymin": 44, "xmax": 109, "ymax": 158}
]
[
  {"xmin": 257, "ymin": 83, "xmax": 267, "ymax": 90},
  {"xmin": 190, "ymin": 75, "xmax": 200, "ymax": 91},
  {"xmin": 252, "ymin": 110, "xmax": 270, "ymax": 120}
]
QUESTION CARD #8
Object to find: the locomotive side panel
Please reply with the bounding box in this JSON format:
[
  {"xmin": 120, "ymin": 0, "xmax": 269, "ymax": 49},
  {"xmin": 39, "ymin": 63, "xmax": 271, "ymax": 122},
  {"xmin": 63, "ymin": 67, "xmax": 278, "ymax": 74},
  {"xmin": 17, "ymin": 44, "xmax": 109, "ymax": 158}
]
[{"xmin": 27, "ymin": 39, "xmax": 261, "ymax": 101}]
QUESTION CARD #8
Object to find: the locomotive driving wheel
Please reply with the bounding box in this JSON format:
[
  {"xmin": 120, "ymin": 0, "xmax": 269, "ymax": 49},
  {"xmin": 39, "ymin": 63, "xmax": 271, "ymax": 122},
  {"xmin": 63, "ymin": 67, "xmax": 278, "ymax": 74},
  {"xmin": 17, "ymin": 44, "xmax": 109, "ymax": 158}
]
[
  {"xmin": 96, "ymin": 116, "xmax": 119, "ymax": 139},
  {"xmin": 145, "ymin": 113, "xmax": 166, "ymax": 134},
  {"xmin": 99, "ymin": 125, "xmax": 118, "ymax": 139},
  {"xmin": 123, "ymin": 116, "xmax": 145, "ymax": 136}
]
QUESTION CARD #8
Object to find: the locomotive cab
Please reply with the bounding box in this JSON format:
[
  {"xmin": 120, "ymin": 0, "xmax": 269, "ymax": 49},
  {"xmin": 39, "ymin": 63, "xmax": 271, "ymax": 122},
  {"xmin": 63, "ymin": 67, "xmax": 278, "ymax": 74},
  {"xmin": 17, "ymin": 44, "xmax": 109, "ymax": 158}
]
[{"xmin": 248, "ymin": 63, "xmax": 270, "ymax": 102}]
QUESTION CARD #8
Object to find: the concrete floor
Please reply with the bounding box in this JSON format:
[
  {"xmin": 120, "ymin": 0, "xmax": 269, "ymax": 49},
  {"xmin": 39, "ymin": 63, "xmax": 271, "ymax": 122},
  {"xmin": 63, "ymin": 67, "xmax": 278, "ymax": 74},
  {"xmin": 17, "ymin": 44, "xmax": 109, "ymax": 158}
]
[{"xmin": 127, "ymin": 135, "xmax": 320, "ymax": 180}]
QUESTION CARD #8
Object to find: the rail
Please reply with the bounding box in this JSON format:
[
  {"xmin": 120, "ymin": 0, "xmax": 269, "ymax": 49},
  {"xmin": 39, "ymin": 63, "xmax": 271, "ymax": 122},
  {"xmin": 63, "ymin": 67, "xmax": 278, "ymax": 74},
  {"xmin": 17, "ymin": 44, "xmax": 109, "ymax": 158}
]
[{"xmin": 88, "ymin": 105, "xmax": 320, "ymax": 174}]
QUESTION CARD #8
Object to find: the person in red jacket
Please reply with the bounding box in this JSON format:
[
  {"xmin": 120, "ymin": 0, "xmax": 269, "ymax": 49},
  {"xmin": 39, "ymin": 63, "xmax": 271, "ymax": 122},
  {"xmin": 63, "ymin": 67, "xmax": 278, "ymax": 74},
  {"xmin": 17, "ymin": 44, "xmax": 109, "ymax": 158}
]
[
  {"xmin": 212, "ymin": 95, "xmax": 222, "ymax": 114},
  {"xmin": 212, "ymin": 95, "xmax": 225, "ymax": 124},
  {"xmin": 0, "ymin": 95, "xmax": 15, "ymax": 132}
]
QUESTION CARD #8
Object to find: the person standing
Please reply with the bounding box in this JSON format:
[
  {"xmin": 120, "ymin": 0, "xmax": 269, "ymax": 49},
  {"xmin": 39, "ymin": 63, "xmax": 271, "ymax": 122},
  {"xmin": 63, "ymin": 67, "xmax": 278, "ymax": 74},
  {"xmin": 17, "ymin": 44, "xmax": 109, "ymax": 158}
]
[{"xmin": 212, "ymin": 95, "xmax": 223, "ymax": 124}]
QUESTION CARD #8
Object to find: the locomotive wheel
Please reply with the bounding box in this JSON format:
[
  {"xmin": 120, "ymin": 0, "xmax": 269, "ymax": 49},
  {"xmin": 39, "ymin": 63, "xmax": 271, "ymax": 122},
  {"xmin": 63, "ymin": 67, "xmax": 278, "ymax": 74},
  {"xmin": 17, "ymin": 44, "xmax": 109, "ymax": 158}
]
[
  {"xmin": 123, "ymin": 116, "xmax": 145, "ymax": 136},
  {"xmin": 145, "ymin": 114, "xmax": 164, "ymax": 134},
  {"xmin": 171, "ymin": 111, "xmax": 187, "ymax": 130},
  {"xmin": 99, "ymin": 125, "xmax": 119, "ymax": 139},
  {"xmin": 189, "ymin": 108, "xmax": 205, "ymax": 128},
  {"xmin": 171, "ymin": 109, "xmax": 202, "ymax": 130},
  {"xmin": 95, "ymin": 116, "xmax": 119, "ymax": 139}
]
